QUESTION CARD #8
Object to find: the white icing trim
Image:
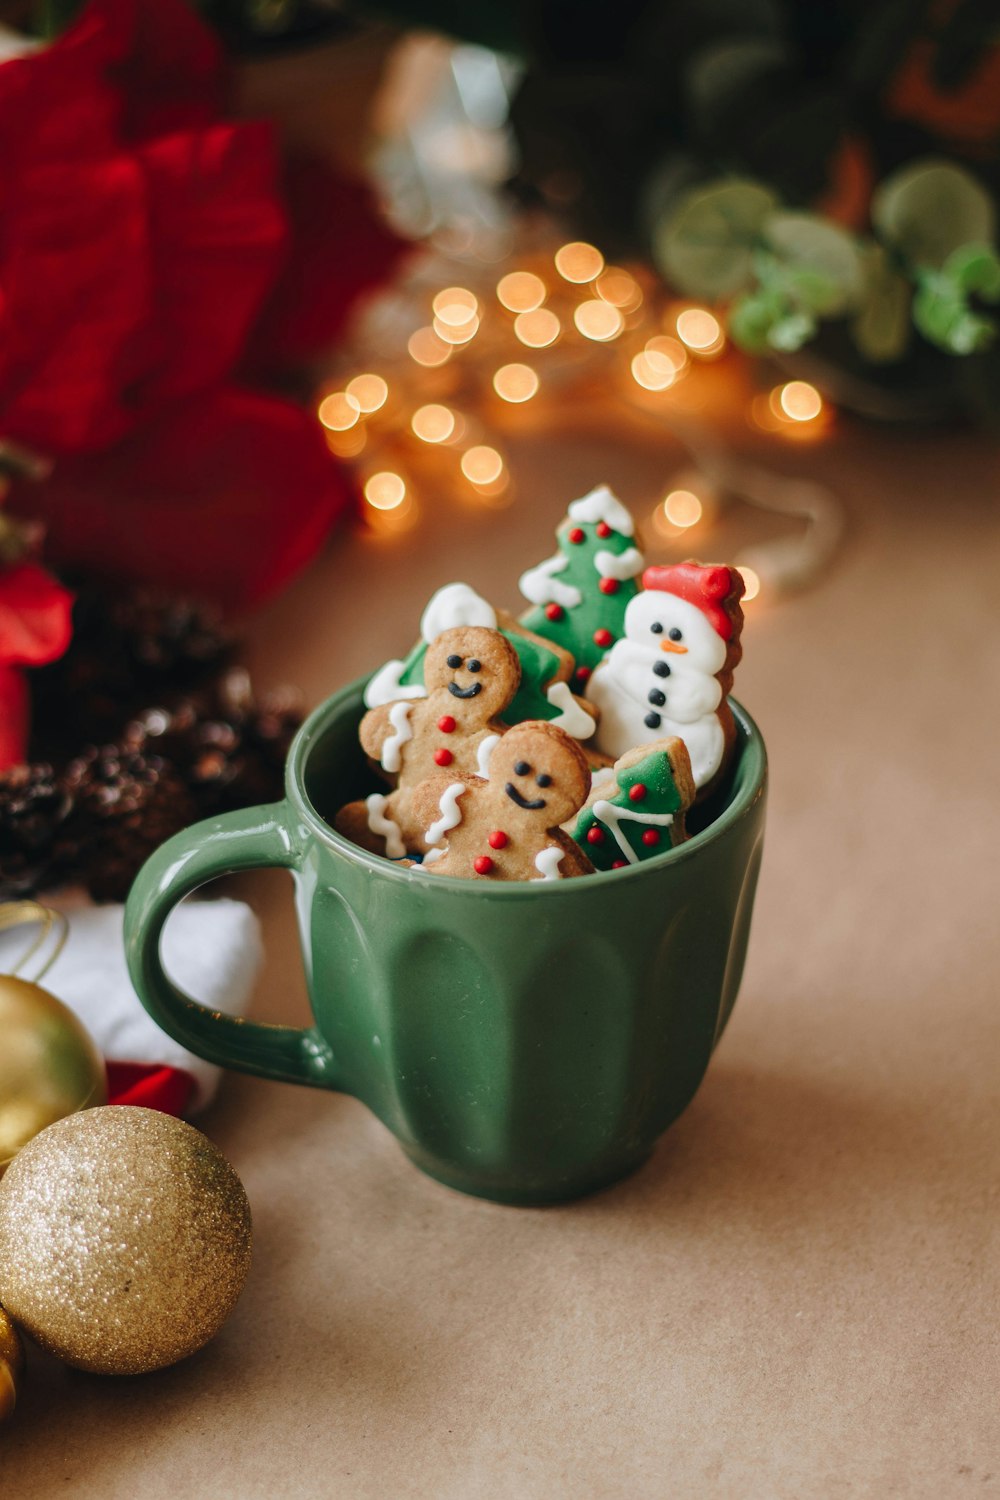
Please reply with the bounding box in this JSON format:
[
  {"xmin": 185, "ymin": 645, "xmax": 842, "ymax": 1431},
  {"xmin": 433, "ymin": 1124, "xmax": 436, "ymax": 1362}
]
[
  {"xmin": 595, "ymin": 546, "xmax": 643, "ymax": 581},
  {"xmin": 364, "ymin": 659, "xmax": 427, "ymax": 709},
  {"xmin": 589, "ymin": 766, "xmax": 617, "ymax": 791},
  {"xmin": 425, "ymin": 782, "xmax": 466, "ymax": 846},
  {"xmin": 567, "ymin": 485, "xmax": 634, "ymax": 537},
  {"xmin": 365, "ymin": 793, "xmax": 405, "ymax": 858},
  {"xmin": 518, "ymin": 552, "xmax": 583, "ymax": 610},
  {"xmin": 591, "ymin": 798, "xmax": 674, "ymax": 864},
  {"xmin": 476, "ymin": 733, "xmax": 501, "ymax": 779},
  {"xmin": 545, "ymin": 681, "xmax": 596, "ymax": 740},
  {"xmin": 532, "ymin": 845, "xmax": 564, "ymax": 881},
  {"xmin": 380, "ymin": 701, "xmax": 414, "ymax": 773},
  {"xmin": 422, "ymin": 848, "xmax": 445, "ymax": 865},
  {"xmin": 420, "ymin": 582, "xmax": 497, "ymax": 643}
]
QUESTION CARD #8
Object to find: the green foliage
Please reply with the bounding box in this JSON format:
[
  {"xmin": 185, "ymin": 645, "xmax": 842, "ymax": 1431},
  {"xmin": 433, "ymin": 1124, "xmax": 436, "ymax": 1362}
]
[{"xmin": 872, "ymin": 159, "xmax": 996, "ymax": 271}]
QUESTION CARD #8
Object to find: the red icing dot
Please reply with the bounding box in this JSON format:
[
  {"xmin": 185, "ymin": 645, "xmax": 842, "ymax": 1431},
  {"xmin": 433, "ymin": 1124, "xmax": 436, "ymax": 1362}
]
[
  {"xmin": 545, "ymin": 603, "xmax": 564, "ymax": 622},
  {"xmin": 593, "ymin": 628, "xmax": 613, "ymax": 648},
  {"xmin": 586, "ymin": 826, "xmax": 605, "ymax": 845},
  {"xmin": 437, "ymin": 715, "xmax": 456, "ymax": 733},
  {"xmin": 596, "ymin": 521, "xmax": 612, "ymax": 538},
  {"xmin": 629, "ymin": 783, "xmax": 647, "ymax": 802},
  {"xmin": 574, "ymin": 666, "xmax": 592, "ymax": 686},
  {"xmin": 568, "ymin": 527, "xmax": 585, "ymax": 544},
  {"xmin": 474, "ymin": 855, "xmax": 495, "ymax": 875},
  {"xmin": 641, "ymin": 828, "xmax": 661, "ymax": 846},
  {"xmin": 488, "ymin": 830, "xmax": 509, "ymax": 849},
  {"xmin": 434, "ymin": 748, "xmax": 454, "ymax": 767},
  {"xmin": 598, "ymin": 577, "xmax": 620, "ymax": 595},
  {"xmin": 611, "ymin": 859, "xmax": 627, "ymax": 869}
]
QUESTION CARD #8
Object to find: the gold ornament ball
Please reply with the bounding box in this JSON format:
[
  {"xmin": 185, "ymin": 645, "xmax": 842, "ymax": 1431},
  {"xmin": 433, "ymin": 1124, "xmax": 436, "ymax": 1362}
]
[
  {"xmin": 0, "ymin": 975, "xmax": 107, "ymax": 1175},
  {"xmin": 0, "ymin": 1305, "xmax": 25, "ymax": 1420},
  {"xmin": 0, "ymin": 1106, "xmax": 253, "ymax": 1375}
]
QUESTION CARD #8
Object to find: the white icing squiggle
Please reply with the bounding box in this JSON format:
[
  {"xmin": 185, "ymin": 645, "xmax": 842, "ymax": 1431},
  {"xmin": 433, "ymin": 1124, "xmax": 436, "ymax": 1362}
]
[
  {"xmin": 518, "ymin": 552, "xmax": 582, "ymax": 610},
  {"xmin": 422, "ymin": 847, "xmax": 445, "ymax": 865},
  {"xmin": 365, "ymin": 793, "xmax": 405, "ymax": 858},
  {"xmin": 595, "ymin": 546, "xmax": 643, "ymax": 581},
  {"xmin": 420, "ymin": 582, "xmax": 497, "ymax": 642},
  {"xmin": 567, "ymin": 485, "xmax": 634, "ymax": 537},
  {"xmin": 591, "ymin": 798, "xmax": 674, "ymax": 865},
  {"xmin": 476, "ymin": 733, "xmax": 501, "ymax": 779},
  {"xmin": 425, "ymin": 782, "xmax": 466, "ymax": 846},
  {"xmin": 546, "ymin": 681, "xmax": 596, "ymax": 740},
  {"xmin": 364, "ymin": 659, "xmax": 427, "ymax": 709},
  {"xmin": 381, "ymin": 701, "xmax": 414, "ymax": 773},
  {"xmin": 533, "ymin": 845, "xmax": 564, "ymax": 881}
]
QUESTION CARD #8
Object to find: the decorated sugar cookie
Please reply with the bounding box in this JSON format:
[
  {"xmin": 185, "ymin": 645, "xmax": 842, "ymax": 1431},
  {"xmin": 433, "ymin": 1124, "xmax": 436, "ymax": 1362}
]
[
  {"xmin": 335, "ymin": 625, "xmax": 519, "ymax": 856},
  {"xmin": 519, "ymin": 485, "xmax": 644, "ymax": 687},
  {"xmin": 364, "ymin": 582, "xmax": 597, "ymax": 742},
  {"xmin": 587, "ymin": 562, "xmax": 745, "ymax": 795},
  {"xmin": 410, "ymin": 721, "xmax": 595, "ymax": 882},
  {"xmin": 573, "ymin": 738, "xmax": 695, "ymax": 870}
]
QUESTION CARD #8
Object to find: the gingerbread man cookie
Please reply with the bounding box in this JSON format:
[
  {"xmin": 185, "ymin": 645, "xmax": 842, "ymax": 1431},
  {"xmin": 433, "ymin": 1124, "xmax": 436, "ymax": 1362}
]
[
  {"xmin": 410, "ymin": 721, "xmax": 595, "ymax": 882},
  {"xmin": 335, "ymin": 625, "xmax": 520, "ymax": 857}
]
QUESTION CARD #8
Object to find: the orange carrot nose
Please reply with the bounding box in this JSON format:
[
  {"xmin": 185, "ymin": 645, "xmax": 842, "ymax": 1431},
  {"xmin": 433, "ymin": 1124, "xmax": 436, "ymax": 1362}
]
[{"xmin": 660, "ymin": 640, "xmax": 688, "ymax": 654}]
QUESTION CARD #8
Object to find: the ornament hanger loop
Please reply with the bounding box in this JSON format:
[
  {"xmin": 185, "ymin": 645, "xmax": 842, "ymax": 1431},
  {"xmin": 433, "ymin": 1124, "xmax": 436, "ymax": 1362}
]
[{"xmin": 0, "ymin": 901, "xmax": 69, "ymax": 981}]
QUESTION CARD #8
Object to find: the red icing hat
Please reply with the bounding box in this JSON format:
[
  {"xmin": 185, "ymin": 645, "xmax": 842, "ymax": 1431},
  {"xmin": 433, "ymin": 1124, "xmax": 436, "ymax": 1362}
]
[{"xmin": 641, "ymin": 562, "xmax": 744, "ymax": 641}]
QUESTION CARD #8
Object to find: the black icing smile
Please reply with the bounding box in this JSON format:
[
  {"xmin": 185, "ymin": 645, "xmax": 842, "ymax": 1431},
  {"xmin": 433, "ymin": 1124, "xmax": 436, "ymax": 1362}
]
[
  {"xmin": 448, "ymin": 681, "xmax": 482, "ymax": 698},
  {"xmin": 505, "ymin": 783, "xmax": 546, "ymax": 810}
]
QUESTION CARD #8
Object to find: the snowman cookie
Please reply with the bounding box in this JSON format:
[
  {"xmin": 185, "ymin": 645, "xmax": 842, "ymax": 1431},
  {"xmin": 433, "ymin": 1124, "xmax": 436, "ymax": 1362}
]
[
  {"xmin": 410, "ymin": 721, "xmax": 595, "ymax": 882},
  {"xmin": 335, "ymin": 625, "xmax": 520, "ymax": 857},
  {"xmin": 587, "ymin": 562, "xmax": 745, "ymax": 795}
]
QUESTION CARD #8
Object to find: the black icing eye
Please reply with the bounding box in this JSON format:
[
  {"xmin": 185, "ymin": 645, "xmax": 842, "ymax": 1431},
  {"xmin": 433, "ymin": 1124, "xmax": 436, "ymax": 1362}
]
[
  {"xmin": 466, "ymin": 658, "xmax": 482, "ymax": 672},
  {"xmin": 650, "ymin": 621, "xmax": 663, "ymax": 635},
  {"xmin": 536, "ymin": 773, "xmax": 552, "ymax": 787},
  {"xmin": 514, "ymin": 760, "xmax": 531, "ymax": 776},
  {"xmin": 446, "ymin": 654, "xmax": 463, "ymax": 669},
  {"xmin": 668, "ymin": 628, "xmax": 683, "ymax": 642}
]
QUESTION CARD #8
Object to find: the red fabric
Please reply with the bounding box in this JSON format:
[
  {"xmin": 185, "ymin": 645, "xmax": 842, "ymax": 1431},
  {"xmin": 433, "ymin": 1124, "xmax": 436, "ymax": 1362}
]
[
  {"xmin": 0, "ymin": 562, "xmax": 74, "ymax": 768},
  {"xmin": 106, "ymin": 1060, "xmax": 197, "ymax": 1115},
  {"xmin": 641, "ymin": 562, "xmax": 745, "ymax": 641}
]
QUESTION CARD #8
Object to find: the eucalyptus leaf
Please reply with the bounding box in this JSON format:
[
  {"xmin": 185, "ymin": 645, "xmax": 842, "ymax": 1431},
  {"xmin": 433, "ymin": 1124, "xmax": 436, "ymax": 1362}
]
[
  {"xmin": 767, "ymin": 310, "xmax": 817, "ymax": 350},
  {"xmin": 653, "ymin": 178, "xmax": 778, "ymax": 298},
  {"xmin": 913, "ymin": 271, "xmax": 996, "ymax": 353},
  {"xmin": 943, "ymin": 243, "xmax": 1000, "ymax": 300},
  {"xmin": 852, "ymin": 245, "xmax": 911, "ymax": 363},
  {"xmin": 872, "ymin": 158, "xmax": 996, "ymax": 269},
  {"xmin": 728, "ymin": 292, "xmax": 780, "ymax": 354},
  {"xmin": 762, "ymin": 213, "xmax": 863, "ymax": 313}
]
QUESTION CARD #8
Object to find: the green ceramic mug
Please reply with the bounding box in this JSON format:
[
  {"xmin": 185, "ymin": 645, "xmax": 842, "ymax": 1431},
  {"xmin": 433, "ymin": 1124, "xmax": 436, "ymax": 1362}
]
[{"xmin": 124, "ymin": 681, "xmax": 767, "ymax": 1205}]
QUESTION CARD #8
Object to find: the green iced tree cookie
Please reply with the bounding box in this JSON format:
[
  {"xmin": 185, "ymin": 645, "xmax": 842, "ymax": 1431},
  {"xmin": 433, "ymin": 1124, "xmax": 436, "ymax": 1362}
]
[{"xmin": 574, "ymin": 738, "xmax": 695, "ymax": 871}]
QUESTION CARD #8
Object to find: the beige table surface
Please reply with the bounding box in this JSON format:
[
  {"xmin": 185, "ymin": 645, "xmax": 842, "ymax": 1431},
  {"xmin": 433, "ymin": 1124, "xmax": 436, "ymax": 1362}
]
[{"xmin": 4, "ymin": 407, "xmax": 999, "ymax": 1498}]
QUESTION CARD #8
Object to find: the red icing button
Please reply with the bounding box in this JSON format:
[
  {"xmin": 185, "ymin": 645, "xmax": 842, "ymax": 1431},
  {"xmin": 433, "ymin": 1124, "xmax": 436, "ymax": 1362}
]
[
  {"xmin": 586, "ymin": 826, "xmax": 605, "ymax": 845},
  {"xmin": 611, "ymin": 859, "xmax": 627, "ymax": 869},
  {"xmin": 575, "ymin": 666, "xmax": 592, "ymax": 686},
  {"xmin": 641, "ymin": 829, "xmax": 660, "ymax": 846},
  {"xmin": 545, "ymin": 603, "xmax": 564, "ymax": 622},
  {"xmin": 488, "ymin": 830, "xmax": 509, "ymax": 849},
  {"xmin": 593, "ymin": 628, "xmax": 613, "ymax": 647},
  {"xmin": 598, "ymin": 577, "xmax": 620, "ymax": 595},
  {"xmin": 629, "ymin": 783, "xmax": 647, "ymax": 802},
  {"xmin": 596, "ymin": 521, "xmax": 612, "ymax": 538},
  {"xmin": 568, "ymin": 527, "xmax": 585, "ymax": 544},
  {"xmin": 474, "ymin": 855, "xmax": 495, "ymax": 875},
  {"xmin": 434, "ymin": 748, "xmax": 454, "ymax": 767},
  {"xmin": 437, "ymin": 715, "xmax": 456, "ymax": 733}
]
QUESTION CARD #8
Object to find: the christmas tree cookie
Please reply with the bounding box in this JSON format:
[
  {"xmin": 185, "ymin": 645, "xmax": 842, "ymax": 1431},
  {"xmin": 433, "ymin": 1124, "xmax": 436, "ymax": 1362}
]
[
  {"xmin": 573, "ymin": 738, "xmax": 695, "ymax": 871},
  {"xmin": 519, "ymin": 485, "xmax": 644, "ymax": 688}
]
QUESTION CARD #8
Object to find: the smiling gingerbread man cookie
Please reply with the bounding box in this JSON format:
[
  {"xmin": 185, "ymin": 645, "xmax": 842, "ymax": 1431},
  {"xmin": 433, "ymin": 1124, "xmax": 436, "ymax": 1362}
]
[
  {"xmin": 410, "ymin": 721, "xmax": 595, "ymax": 881},
  {"xmin": 336, "ymin": 625, "xmax": 520, "ymax": 857}
]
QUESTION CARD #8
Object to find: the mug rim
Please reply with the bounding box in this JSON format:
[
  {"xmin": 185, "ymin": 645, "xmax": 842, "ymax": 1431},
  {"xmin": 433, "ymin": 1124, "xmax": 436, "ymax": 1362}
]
[{"xmin": 286, "ymin": 674, "xmax": 767, "ymax": 895}]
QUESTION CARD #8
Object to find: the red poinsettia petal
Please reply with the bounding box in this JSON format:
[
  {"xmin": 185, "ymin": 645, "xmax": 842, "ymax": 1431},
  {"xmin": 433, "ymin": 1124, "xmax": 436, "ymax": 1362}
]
[
  {"xmin": 9, "ymin": 386, "xmax": 352, "ymax": 610},
  {"xmin": 0, "ymin": 563, "xmax": 74, "ymax": 669},
  {"xmin": 0, "ymin": 664, "xmax": 29, "ymax": 771}
]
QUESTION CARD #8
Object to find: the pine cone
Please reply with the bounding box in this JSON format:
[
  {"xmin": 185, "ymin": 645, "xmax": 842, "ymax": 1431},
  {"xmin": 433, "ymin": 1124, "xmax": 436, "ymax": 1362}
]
[{"xmin": 0, "ymin": 764, "xmax": 73, "ymax": 898}]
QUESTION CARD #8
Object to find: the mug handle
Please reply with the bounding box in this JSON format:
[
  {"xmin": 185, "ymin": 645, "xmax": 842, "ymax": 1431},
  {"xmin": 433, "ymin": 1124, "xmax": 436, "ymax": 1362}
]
[{"xmin": 124, "ymin": 804, "xmax": 339, "ymax": 1091}]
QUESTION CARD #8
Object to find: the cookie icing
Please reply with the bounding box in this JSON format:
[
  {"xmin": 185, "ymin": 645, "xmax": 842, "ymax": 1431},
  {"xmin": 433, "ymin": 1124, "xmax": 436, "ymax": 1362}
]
[
  {"xmin": 365, "ymin": 793, "xmax": 406, "ymax": 858},
  {"xmin": 380, "ymin": 700, "xmax": 414, "ymax": 773},
  {"xmin": 594, "ymin": 546, "xmax": 643, "ymax": 581},
  {"xmin": 567, "ymin": 485, "xmax": 635, "ymax": 536},
  {"xmin": 518, "ymin": 552, "xmax": 583, "ymax": 610},
  {"xmin": 591, "ymin": 798, "xmax": 674, "ymax": 865},
  {"xmin": 532, "ymin": 845, "xmax": 564, "ymax": 881},
  {"xmin": 425, "ymin": 781, "xmax": 466, "ymax": 846}
]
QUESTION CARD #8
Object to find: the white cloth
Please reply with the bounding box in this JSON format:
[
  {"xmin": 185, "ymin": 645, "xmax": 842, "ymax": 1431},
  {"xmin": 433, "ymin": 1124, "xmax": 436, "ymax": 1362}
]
[{"xmin": 0, "ymin": 898, "xmax": 263, "ymax": 1112}]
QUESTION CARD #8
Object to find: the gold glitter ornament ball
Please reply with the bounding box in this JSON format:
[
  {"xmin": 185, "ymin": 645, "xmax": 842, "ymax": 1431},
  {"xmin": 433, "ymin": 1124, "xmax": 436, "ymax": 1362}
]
[
  {"xmin": 0, "ymin": 1107, "xmax": 252, "ymax": 1375},
  {"xmin": 0, "ymin": 1305, "xmax": 25, "ymax": 1419}
]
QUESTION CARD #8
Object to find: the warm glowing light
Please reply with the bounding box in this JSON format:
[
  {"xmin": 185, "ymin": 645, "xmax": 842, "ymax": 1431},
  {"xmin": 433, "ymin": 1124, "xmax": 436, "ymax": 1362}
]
[
  {"xmin": 555, "ymin": 242, "xmax": 604, "ymax": 283},
  {"xmin": 631, "ymin": 351, "xmax": 676, "ymax": 391},
  {"xmin": 596, "ymin": 268, "xmax": 642, "ymax": 311},
  {"xmin": 411, "ymin": 404, "xmax": 456, "ymax": 443},
  {"xmin": 432, "ymin": 287, "xmax": 478, "ymax": 326},
  {"xmin": 364, "ymin": 471, "xmax": 406, "ymax": 511},
  {"xmin": 493, "ymin": 363, "xmax": 539, "ymax": 402},
  {"xmin": 324, "ymin": 425, "xmax": 367, "ymax": 459},
  {"xmin": 646, "ymin": 335, "xmax": 687, "ymax": 371},
  {"xmin": 676, "ymin": 308, "xmax": 724, "ymax": 354},
  {"xmin": 738, "ymin": 565, "xmax": 761, "ymax": 601},
  {"xmin": 514, "ymin": 308, "xmax": 560, "ymax": 347},
  {"xmin": 366, "ymin": 490, "xmax": 417, "ymax": 536},
  {"xmin": 461, "ymin": 446, "xmax": 504, "ymax": 485},
  {"xmin": 433, "ymin": 313, "xmax": 480, "ymax": 345},
  {"xmin": 496, "ymin": 271, "xmax": 546, "ymax": 312},
  {"xmin": 318, "ymin": 392, "xmax": 360, "ymax": 431},
  {"xmin": 346, "ymin": 374, "xmax": 388, "ymax": 413},
  {"xmin": 663, "ymin": 489, "xmax": 703, "ymax": 528},
  {"xmin": 408, "ymin": 326, "xmax": 451, "ymax": 367},
  {"xmin": 776, "ymin": 381, "xmax": 823, "ymax": 422},
  {"xmin": 574, "ymin": 300, "xmax": 623, "ymax": 341}
]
